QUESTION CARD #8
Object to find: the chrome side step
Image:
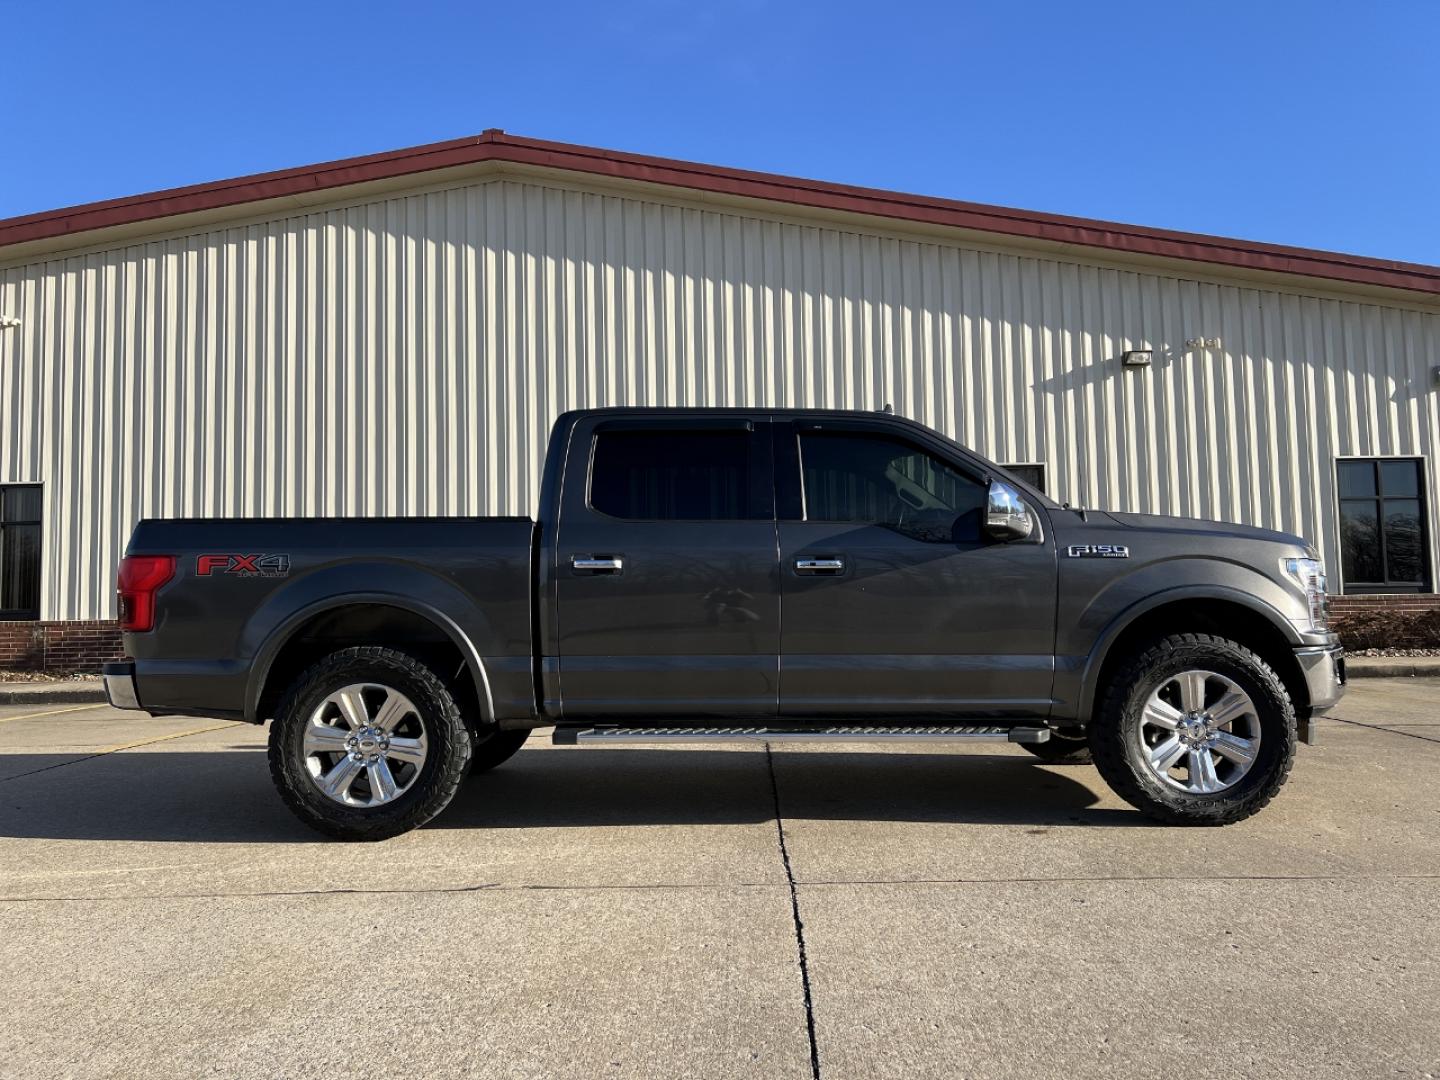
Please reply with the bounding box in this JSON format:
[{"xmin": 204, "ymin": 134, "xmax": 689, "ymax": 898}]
[{"xmin": 552, "ymin": 724, "xmax": 1051, "ymax": 745}]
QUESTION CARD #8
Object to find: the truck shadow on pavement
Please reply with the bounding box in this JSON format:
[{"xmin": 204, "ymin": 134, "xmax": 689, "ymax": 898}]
[{"xmin": 0, "ymin": 746, "xmax": 1153, "ymax": 844}]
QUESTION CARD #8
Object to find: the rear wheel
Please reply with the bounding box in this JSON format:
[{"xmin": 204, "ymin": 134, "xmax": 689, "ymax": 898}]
[
  {"xmin": 268, "ymin": 647, "xmax": 471, "ymax": 841},
  {"xmin": 1089, "ymin": 633, "xmax": 1295, "ymax": 826},
  {"xmin": 1021, "ymin": 728, "xmax": 1092, "ymax": 765}
]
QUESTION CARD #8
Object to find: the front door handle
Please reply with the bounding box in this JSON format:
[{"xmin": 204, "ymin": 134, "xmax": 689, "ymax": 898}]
[
  {"xmin": 794, "ymin": 556, "xmax": 844, "ymax": 575},
  {"xmin": 572, "ymin": 555, "xmax": 624, "ymax": 574}
]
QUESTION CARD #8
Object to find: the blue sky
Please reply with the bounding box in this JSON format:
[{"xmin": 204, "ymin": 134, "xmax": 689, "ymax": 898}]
[{"xmin": 6, "ymin": 1, "xmax": 1437, "ymax": 264}]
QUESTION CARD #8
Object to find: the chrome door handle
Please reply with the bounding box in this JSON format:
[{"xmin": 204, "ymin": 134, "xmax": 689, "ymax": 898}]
[
  {"xmin": 794, "ymin": 556, "xmax": 844, "ymax": 574},
  {"xmin": 571, "ymin": 555, "xmax": 624, "ymax": 574}
]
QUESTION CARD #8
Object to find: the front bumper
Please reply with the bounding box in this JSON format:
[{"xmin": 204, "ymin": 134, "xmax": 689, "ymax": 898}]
[
  {"xmin": 102, "ymin": 661, "xmax": 143, "ymax": 711},
  {"xmin": 1296, "ymin": 643, "xmax": 1346, "ymax": 713}
]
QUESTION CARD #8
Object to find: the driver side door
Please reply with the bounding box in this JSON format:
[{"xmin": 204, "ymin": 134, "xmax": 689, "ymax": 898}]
[{"xmin": 775, "ymin": 418, "xmax": 1058, "ymax": 719}]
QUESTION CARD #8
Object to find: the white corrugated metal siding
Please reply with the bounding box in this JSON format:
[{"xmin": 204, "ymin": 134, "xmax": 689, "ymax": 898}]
[{"xmin": 1, "ymin": 177, "xmax": 1437, "ymax": 619}]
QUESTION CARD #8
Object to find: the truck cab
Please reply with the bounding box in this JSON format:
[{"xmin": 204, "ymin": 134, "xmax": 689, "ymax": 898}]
[{"xmin": 545, "ymin": 409, "xmax": 1057, "ymax": 721}]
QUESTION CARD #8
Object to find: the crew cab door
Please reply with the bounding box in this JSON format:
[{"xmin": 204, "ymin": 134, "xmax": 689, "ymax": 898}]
[
  {"xmin": 552, "ymin": 415, "xmax": 780, "ymax": 718},
  {"xmin": 774, "ymin": 418, "xmax": 1057, "ymax": 718}
]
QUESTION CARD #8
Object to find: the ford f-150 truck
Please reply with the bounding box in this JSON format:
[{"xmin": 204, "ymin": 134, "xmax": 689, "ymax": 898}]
[{"xmin": 105, "ymin": 408, "xmax": 1345, "ymax": 839}]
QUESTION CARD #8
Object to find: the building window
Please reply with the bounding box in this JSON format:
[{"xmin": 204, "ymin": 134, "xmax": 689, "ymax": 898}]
[
  {"xmin": 589, "ymin": 429, "xmax": 755, "ymax": 520},
  {"xmin": 0, "ymin": 485, "xmax": 42, "ymax": 620},
  {"xmin": 1003, "ymin": 463, "xmax": 1046, "ymax": 494},
  {"xmin": 1336, "ymin": 459, "xmax": 1431, "ymax": 593}
]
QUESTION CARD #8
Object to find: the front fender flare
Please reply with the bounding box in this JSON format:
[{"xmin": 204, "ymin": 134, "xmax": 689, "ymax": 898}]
[{"xmin": 1071, "ymin": 584, "xmax": 1303, "ymax": 725}]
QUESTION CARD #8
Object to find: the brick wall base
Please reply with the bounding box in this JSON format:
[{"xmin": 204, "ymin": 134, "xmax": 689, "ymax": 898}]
[
  {"xmin": 1328, "ymin": 594, "xmax": 1440, "ymax": 650},
  {"xmin": 0, "ymin": 621, "xmax": 126, "ymax": 672}
]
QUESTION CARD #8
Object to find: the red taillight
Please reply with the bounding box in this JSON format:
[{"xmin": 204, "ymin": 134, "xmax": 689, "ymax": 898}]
[{"xmin": 117, "ymin": 555, "xmax": 175, "ymax": 632}]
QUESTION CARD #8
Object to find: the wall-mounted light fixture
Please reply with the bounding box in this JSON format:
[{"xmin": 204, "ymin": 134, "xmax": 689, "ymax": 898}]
[{"xmin": 1121, "ymin": 349, "xmax": 1153, "ymax": 368}]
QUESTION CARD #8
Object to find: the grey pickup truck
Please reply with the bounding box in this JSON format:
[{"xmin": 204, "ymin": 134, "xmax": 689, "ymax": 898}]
[{"xmin": 106, "ymin": 407, "xmax": 1345, "ymax": 839}]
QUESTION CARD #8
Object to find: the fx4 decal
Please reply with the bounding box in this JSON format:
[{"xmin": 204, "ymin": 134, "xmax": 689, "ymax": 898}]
[
  {"xmin": 196, "ymin": 553, "xmax": 292, "ymax": 578},
  {"xmin": 1067, "ymin": 544, "xmax": 1130, "ymax": 559}
]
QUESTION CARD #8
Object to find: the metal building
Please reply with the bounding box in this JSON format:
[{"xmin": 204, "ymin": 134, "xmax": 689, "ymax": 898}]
[{"xmin": 0, "ymin": 131, "xmax": 1436, "ymax": 659}]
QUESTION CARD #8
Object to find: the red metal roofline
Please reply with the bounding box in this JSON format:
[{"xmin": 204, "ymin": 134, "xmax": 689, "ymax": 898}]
[{"xmin": 2, "ymin": 129, "xmax": 1436, "ymax": 296}]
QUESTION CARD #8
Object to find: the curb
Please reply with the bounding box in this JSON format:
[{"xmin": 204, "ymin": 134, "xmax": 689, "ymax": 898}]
[
  {"xmin": 0, "ymin": 684, "xmax": 107, "ymax": 705},
  {"xmin": 1345, "ymin": 660, "xmax": 1440, "ymax": 679}
]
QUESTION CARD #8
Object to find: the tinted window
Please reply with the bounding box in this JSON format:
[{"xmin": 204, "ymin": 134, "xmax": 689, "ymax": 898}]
[
  {"xmin": 1004, "ymin": 463, "xmax": 1046, "ymax": 494},
  {"xmin": 590, "ymin": 429, "xmax": 752, "ymax": 521},
  {"xmin": 1337, "ymin": 460, "xmax": 1376, "ymax": 498},
  {"xmin": 0, "ymin": 485, "xmax": 42, "ymax": 619},
  {"xmin": 800, "ymin": 432, "xmax": 986, "ymax": 542},
  {"xmin": 1337, "ymin": 458, "xmax": 1430, "ymax": 591},
  {"xmin": 1380, "ymin": 460, "xmax": 1419, "ymax": 497},
  {"xmin": 1339, "ymin": 503, "xmax": 1382, "ymax": 584}
]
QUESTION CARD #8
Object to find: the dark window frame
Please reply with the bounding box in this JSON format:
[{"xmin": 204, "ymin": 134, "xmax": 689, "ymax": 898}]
[
  {"xmin": 0, "ymin": 483, "xmax": 43, "ymax": 621},
  {"xmin": 1335, "ymin": 457, "xmax": 1432, "ymax": 594}
]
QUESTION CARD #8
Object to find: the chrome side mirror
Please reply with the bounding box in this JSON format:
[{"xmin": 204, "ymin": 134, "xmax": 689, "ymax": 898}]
[{"xmin": 983, "ymin": 480, "xmax": 1033, "ymax": 541}]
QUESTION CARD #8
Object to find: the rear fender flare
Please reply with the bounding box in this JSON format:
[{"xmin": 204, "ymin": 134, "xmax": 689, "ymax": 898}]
[{"xmin": 242, "ymin": 568, "xmax": 496, "ymax": 724}]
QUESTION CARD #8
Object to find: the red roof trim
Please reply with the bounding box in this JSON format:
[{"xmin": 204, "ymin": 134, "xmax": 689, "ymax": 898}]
[{"xmin": 2, "ymin": 130, "xmax": 1436, "ymax": 296}]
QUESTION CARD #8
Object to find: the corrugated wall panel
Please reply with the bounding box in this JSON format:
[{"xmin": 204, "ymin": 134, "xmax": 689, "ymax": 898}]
[{"xmin": 1, "ymin": 178, "xmax": 1437, "ymax": 620}]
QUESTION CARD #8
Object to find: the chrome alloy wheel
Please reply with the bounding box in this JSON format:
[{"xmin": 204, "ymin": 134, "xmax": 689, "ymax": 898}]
[
  {"xmin": 1136, "ymin": 670, "xmax": 1261, "ymax": 795},
  {"xmin": 302, "ymin": 684, "xmax": 428, "ymax": 807}
]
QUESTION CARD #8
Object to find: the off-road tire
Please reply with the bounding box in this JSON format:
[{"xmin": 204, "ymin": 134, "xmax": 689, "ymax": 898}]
[
  {"xmin": 1089, "ymin": 633, "xmax": 1296, "ymax": 826},
  {"xmin": 468, "ymin": 728, "xmax": 531, "ymax": 775},
  {"xmin": 268, "ymin": 647, "xmax": 472, "ymax": 841},
  {"xmin": 1021, "ymin": 729, "xmax": 1093, "ymax": 765}
]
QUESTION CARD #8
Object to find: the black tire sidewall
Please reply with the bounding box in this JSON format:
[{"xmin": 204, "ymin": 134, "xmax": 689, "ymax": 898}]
[{"xmin": 268, "ymin": 647, "xmax": 471, "ymax": 840}]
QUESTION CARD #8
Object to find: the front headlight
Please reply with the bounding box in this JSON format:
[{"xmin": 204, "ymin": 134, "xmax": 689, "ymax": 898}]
[{"xmin": 1281, "ymin": 557, "xmax": 1329, "ymax": 632}]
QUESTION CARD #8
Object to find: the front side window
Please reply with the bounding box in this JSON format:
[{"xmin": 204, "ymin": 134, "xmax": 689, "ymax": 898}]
[
  {"xmin": 799, "ymin": 431, "xmax": 986, "ymax": 542},
  {"xmin": 0, "ymin": 485, "xmax": 42, "ymax": 619},
  {"xmin": 590, "ymin": 429, "xmax": 754, "ymax": 521},
  {"xmin": 1337, "ymin": 458, "xmax": 1431, "ymax": 592}
]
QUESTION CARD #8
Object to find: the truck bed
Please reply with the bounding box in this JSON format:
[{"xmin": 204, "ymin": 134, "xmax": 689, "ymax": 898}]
[{"xmin": 124, "ymin": 515, "xmax": 536, "ymax": 722}]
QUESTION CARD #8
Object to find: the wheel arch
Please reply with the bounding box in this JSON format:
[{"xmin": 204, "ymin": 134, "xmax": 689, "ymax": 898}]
[
  {"xmin": 1077, "ymin": 588, "xmax": 1307, "ymax": 727},
  {"xmin": 247, "ymin": 595, "xmax": 494, "ymax": 728}
]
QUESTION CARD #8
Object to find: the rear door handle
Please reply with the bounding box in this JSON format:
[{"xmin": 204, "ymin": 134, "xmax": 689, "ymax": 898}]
[
  {"xmin": 794, "ymin": 556, "xmax": 844, "ymax": 575},
  {"xmin": 571, "ymin": 555, "xmax": 624, "ymax": 574}
]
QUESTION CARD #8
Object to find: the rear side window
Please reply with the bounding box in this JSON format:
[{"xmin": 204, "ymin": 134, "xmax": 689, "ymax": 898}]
[{"xmin": 590, "ymin": 429, "xmax": 754, "ymax": 520}]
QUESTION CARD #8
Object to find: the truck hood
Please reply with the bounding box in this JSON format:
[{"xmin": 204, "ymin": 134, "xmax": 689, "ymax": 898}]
[{"xmin": 1097, "ymin": 511, "xmax": 1310, "ymax": 552}]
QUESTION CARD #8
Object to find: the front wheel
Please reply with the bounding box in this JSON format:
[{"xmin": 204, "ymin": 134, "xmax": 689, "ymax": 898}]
[
  {"xmin": 1089, "ymin": 633, "xmax": 1296, "ymax": 826},
  {"xmin": 268, "ymin": 647, "xmax": 472, "ymax": 841}
]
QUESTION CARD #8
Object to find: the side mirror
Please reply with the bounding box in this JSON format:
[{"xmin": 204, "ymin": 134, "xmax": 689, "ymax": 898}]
[{"xmin": 983, "ymin": 480, "xmax": 1033, "ymax": 541}]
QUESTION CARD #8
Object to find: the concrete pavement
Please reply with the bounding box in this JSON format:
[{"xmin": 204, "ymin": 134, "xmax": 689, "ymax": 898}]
[{"xmin": 1, "ymin": 681, "xmax": 1437, "ymax": 1078}]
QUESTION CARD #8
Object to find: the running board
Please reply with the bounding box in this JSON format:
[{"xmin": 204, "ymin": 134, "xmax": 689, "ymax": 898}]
[{"xmin": 552, "ymin": 724, "xmax": 1051, "ymax": 745}]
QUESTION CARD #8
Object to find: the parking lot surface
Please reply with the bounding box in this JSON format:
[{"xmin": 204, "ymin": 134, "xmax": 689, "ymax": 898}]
[{"xmin": 2, "ymin": 680, "xmax": 1437, "ymax": 1079}]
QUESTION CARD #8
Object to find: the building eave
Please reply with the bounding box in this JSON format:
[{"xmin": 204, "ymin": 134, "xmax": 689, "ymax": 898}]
[{"xmin": 2, "ymin": 129, "xmax": 1437, "ymax": 298}]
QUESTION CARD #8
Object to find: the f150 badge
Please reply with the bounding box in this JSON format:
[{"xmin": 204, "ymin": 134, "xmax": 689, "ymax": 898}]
[
  {"xmin": 196, "ymin": 553, "xmax": 291, "ymax": 577},
  {"xmin": 1067, "ymin": 544, "xmax": 1130, "ymax": 559}
]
